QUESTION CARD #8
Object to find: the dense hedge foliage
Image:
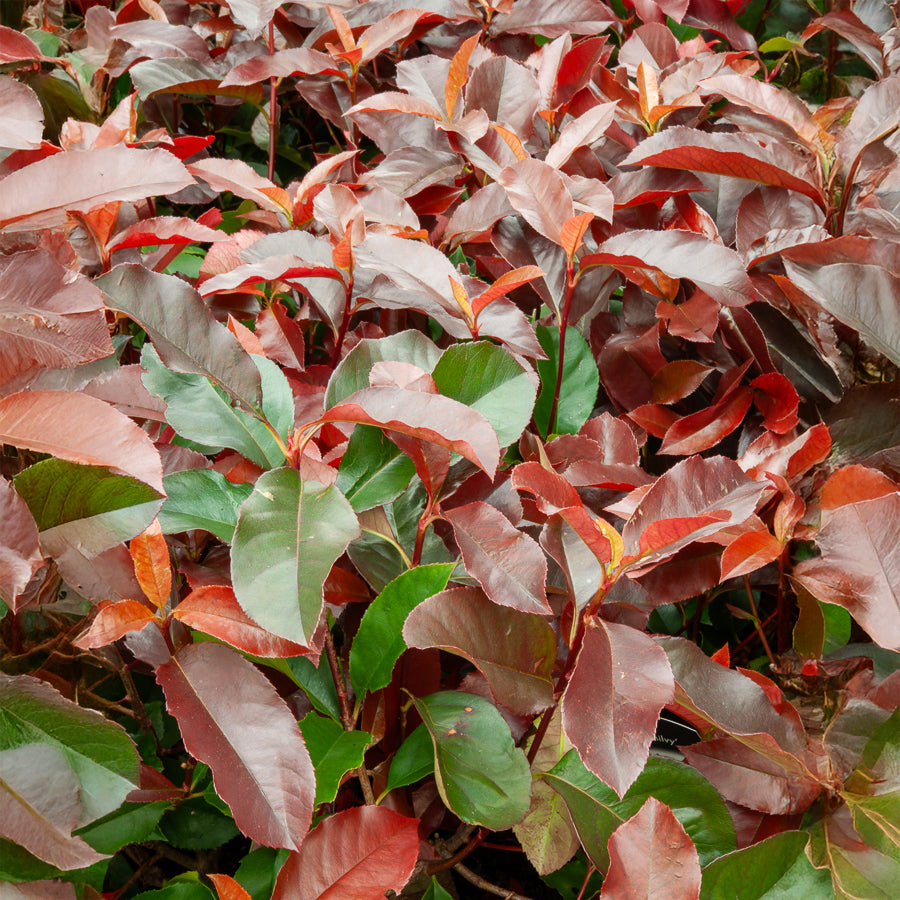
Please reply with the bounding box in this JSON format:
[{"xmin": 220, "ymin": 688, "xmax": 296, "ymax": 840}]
[{"xmin": 1, "ymin": 0, "xmax": 899, "ymax": 898}]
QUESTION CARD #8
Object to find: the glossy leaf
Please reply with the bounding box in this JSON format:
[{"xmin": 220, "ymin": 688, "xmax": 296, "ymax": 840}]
[
  {"xmin": 272, "ymin": 806, "xmax": 419, "ymax": 899},
  {"xmin": 0, "ymin": 672, "xmax": 139, "ymax": 825},
  {"xmin": 701, "ymin": 831, "xmax": 830, "ymax": 899},
  {"xmin": 298, "ymin": 713, "xmax": 372, "ymax": 806},
  {"xmin": 335, "ymin": 425, "xmax": 415, "ymax": 513},
  {"xmin": 73, "ymin": 599, "xmax": 158, "ymax": 650},
  {"xmin": 130, "ymin": 519, "xmax": 170, "ymax": 610},
  {"xmin": 158, "ymin": 469, "xmax": 253, "ymax": 544},
  {"xmin": 793, "ymin": 494, "xmax": 900, "ymax": 652},
  {"xmin": 443, "ymin": 503, "xmax": 549, "ymax": 614},
  {"xmin": 322, "ymin": 385, "xmax": 500, "ymax": 477},
  {"xmin": 403, "ymin": 586, "xmax": 555, "ymax": 715},
  {"xmin": 0, "ymin": 249, "xmax": 112, "ymax": 387},
  {"xmin": 156, "ymin": 642, "xmax": 314, "ymax": 850},
  {"xmin": 0, "ymin": 476, "xmax": 42, "ymax": 611},
  {"xmin": 431, "ymin": 341, "xmax": 537, "ymax": 448},
  {"xmin": 497, "ymin": 159, "xmax": 575, "ymax": 246},
  {"xmin": 534, "ymin": 326, "xmax": 600, "ymax": 437},
  {"xmin": 414, "ymin": 691, "xmax": 532, "ymax": 830},
  {"xmin": 173, "ymin": 586, "xmax": 311, "ymax": 658},
  {"xmin": 0, "ymin": 145, "xmax": 193, "ymax": 233},
  {"xmin": 349, "ymin": 563, "xmax": 454, "ymax": 697},
  {"xmin": 208, "ymin": 874, "xmax": 252, "ymax": 900},
  {"xmin": 0, "ymin": 743, "xmax": 106, "ymax": 870},
  {"xmin": 601, "ymin": 797, "xmax": 701, "ymax": 899},
  {"xmin": 231, "ymin": 468, "xmax": 360, "ymax": 646},
  {"xmin": 97, "ymin": 266, "xmax": 263, "ymax": 414},
  {"xmin": 563, "ymin": 620, "xmax": 674, "ymax": 797},
  {"xmin": 0, "ymin": 391, "xmax": 163, "ymax": 493}
]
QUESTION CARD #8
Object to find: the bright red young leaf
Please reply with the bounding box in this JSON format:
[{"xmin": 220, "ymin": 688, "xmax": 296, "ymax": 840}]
[
  {"xmin": 271, "ymin": 805, "xmax": 419, "ymax": 899},
  {"xmin": 0, "ymin": 477, "xmax": 42, "ymax": 611},
  {"xmin": 106, "ymin": 216, "xmax": 221, "ymax": 253},
  {"xmin": 621, "ymin": 124, "xmax": 825, "ymax": 207},
  {"xmin": 173, "ymin": 585, "xmax": 314, "ymax": 657},
  {"xmin": 562, "ymin": 620, "xmax": 674, "ymax": 797},
  {"xmin": 444, "ymin": 501, "xmax": 550, "ymax": 614},
  {"xmin": 720, "ymin": 529, "xmax": 783, "ymax": 580},
  {"xmin": 818, "ymin": 465, "xmax": 897, "ymax": 510},
  {"xmin": 129, "ymin": 519, "xmax": 170, "ymax": 611},
  {"xmin": 73, "ymin": 599, "xmax": 158, "ymax": 650},
  {"xmin": 208, "ymin": 874, "xmax": 252, "ymax": 900},
  {"xmin": 751, "ymin": 373, "xmax": 800, "ymax": 434},
  {"xmin": 659, "ymin": 386, "xmax": 753, "ymax": 455},
  {"xmin": 156, "ymin": 642, "xmax": 315, "ymax": 850},
  {"xmin": 403, "ymin": 585, "xmax": 556, "ymax": 715},
  {"xmin": 621, "ymin": 456, "xmax": 770, "ymax": 569},
  {"xmin": 601, "ymin": 797, "xmax": 701, "ymax": 899},
  {"xmin": 0, "ymin": 391, "xmax": 164, "ymax": 493}
]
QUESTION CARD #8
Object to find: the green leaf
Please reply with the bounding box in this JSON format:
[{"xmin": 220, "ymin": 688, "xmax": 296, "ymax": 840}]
[
  {"xmin": 701, "ymin": 831, "xmax": 832, "ymax": 899},
  {"xmin": 325, "ymin": 330, "xmax": 441, "ymax": 408},
  {"xmin": 336, "ymin": 425, "xmax": 415, "ymax": 512},
  {"xmin": 75, "ymin": 801, "xmax": 169, "ymax": 854},
  {"xmin": 284, "ymin": 655, "xmax": 341, "ymax": 721},
  {"xmin": 822, "ymin": 602, "xmax": 852, "ymax": 654},
  {"xmin": 158, "ymin": 796, "xmax": 240, "ymax": 850},
  {"xmin": 97, "ymin": 264, "xmax": 263, "ymax": 414},
  {"xmin": 158, "ymin": 468, "xmax": 253, "ymax": 543},
  {"xmin": 349, "ymin": 563, "xmax": 455, "ymax": 697},
  {"xmin": 141, "ymin": 345, "xmax": 290, "ymax": 469},
  {"xmin": 760, "ymin": 36, "xmax": 804, "ymax": 53},
  {"xmin": 13, "ymin": 459, "xmax": 162, "ymax": 555},
  {"xmin": 0, "ymin": 672, "xmax": 140, "ymax": 825},
  {"xmin": 413, "ymin": 691, "xmax": 532, "ymax": 830},
  {"xmin": 542, "ymin": 752, "xmax": 735, "ymax": 871},
  {"xmin": 533, "ymin": 325, "xmax": 599, "ymax": 437},
  {"xmin": 234, "ymin": 847, "xmax": 290, "ymax": 900},
  {"xmin": 299, "ymin": 713, "xmax": 372, "ymax": 806},
  {"xmin": 432, "ymin": 341, "xmax": 537, "ymax": 448},
  {"xmin": 423, "ymin": 876, "xmax": 454, "ymax": 900},
  {"xmin": 133, "ymin": 883, "xmax": 215, "ymax": 899},
  {"xmin": 385, "ymin": 724, "xmax": 435, "ymax": 795},
  {"xmin": 231, "ymin": 468, "xmax": 360, "ymax": 645}
]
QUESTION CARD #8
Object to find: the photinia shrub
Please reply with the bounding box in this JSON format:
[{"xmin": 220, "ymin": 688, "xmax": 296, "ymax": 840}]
[{"xmin": 1, "ymin": 0, "xmax": 899, "ymax": 898}]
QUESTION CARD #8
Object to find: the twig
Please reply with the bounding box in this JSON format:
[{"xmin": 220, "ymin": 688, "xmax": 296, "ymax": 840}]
[
  {"xmin": 452, "ymin": 862, "xmax": 533, "ymax": 900},
  {"xmin": 743, "ymin": 575, "xmax": 776, "ymax": 666}
]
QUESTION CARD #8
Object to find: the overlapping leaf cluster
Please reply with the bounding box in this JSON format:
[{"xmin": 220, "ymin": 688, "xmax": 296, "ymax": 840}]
[{"xmin": 1, "ymin": 0, "xmax": 899, "ymax": 898}]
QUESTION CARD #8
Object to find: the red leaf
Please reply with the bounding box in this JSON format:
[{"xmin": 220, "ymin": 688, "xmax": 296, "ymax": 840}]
[
  {"xmin": 0, "ymin": 146, "xmax": 193, "ymax": 233},
  {"xmin": 819, "ymin": 465, "xmax": 897, "ymax": 510},
  {"xmin": 73, "ymin": 599, "xmax": 158, "ymax": 650},
  {"xmin": 793, "ymin": 494, "xmax": 900, "ymax": 651},
  {"xmin": 682, "ymin": 736, "xmax": 821, "ymax": 815},
  {"xmin": 497, "ymin": 159, "xmax": 575, "ymax": 246},
  {"xmin": 209, "ymin": 874, "xmax": 252, "ymax": 900},
  {"xmin": 470, "ymin": 265, "xmax": 544, "ymax": 318},
  {"xmin": 559, "ymin": 211, "xmax": 595, "ymax": 260},
  {"xmin": 403, "ymin": 585, "xmax": 556, "ymax": 715},
  {"xmin": 130, "ymin": 519, "xmax": 171, "ymax": 610},
  {"xmin": 156, "ymin": 642, "xmax": 315, "ymax": 849},
  {"xmin": 272, "ymin": 806, "xmax": 419, "ymax": 899},
  {"xmin": 601, "ymin": 798, "xmax": 701, "ymax": 899},
  {"xmin": 0, "ymin": 477, "xmax": 42, "ymax": 612},
  {"xmin": 0, "ymin": 24, "xmax": 42, "ymax": 62},
  {"xmin": 445, "ymin": 34, "xmax": 479, "ymax": 121},
  {"xmin": 589, "ymin": 230, "xmax": 755, "ymax": 307},
  {"xmin": 562, "ymin": 620, "xmax": 674, "ymax": 797},
  {"xmin": 444, "ymin": 501, "xmax": 550, "ymax": 614},
  {"xmin": 322, "ymin": 386, "xmax": 500, "ymax": 477},
  {"xmin": 107, "ymin": 216, "xmax": 220, "ymax": 252},
  {"xmin": 751, "ymin": 373, "xmax": 799, "ymax": 434},
  {"xmin": 622, "ymin": 125, "xmax": 825, "ymax": 207},
  {"xmin": 0, "ymin": 391, "xmax": 163, "ymax": 493},
  {"xmin": 655, "ymin": 292, "xmax": 720, "ymax": 343},
  {"xmin": 659, "ymin": 386, "xmax": 753, "ymax": 455},
  {"xmin": 621, "ymin": 456, "xmax": 770, "ymax": 569},
  {"xmin": 172, "ymin": 586, "xmax": 313, "ymax": 657},
  {"xmin": 651, "ymin": 360, "xmax": 714, "ymax": 404},
  {"xmin": 255, "ymin": 301, "xmax": 305, "ymax": 370},
  {"xmin": 739, "ymin": 423, "xmax": 831, "ymax": 481},
  {"xmin": 720, "ymin": 529, "xmax": 783, "ymax": 581}
]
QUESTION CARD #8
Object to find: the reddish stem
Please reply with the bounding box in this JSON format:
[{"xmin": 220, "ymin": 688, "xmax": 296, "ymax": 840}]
[{"xmin": 547, "ymin": 262, "xmax": 576, "ymax": 434}]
